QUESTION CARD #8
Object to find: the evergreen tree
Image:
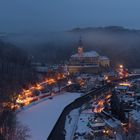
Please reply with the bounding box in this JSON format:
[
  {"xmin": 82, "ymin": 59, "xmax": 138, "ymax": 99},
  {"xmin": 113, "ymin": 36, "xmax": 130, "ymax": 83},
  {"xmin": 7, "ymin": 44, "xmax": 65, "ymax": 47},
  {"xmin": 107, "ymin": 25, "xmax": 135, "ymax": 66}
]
[
  {"xmin": 110, "ymin": 90, "xmax": 126, "ymax": 121},
  {"xmin": 110, "ymin": 90, "xmax": 120, "ymax": 117}
]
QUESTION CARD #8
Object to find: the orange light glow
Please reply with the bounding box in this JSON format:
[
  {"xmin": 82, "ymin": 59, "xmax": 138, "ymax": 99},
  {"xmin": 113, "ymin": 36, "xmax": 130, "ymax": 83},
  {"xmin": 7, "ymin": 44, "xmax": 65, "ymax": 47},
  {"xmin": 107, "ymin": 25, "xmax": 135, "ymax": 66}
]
[
  {"xmin": 67, "ymin": 80, "xmax": 72, "ymax": 85},
  {"xmin": 35, "ymin": 84, "xmax": 42, "ymax": 90},
  {"xmin": 120, "ymin": 65, "xmax": 123, "ymax": 69},
  {"xmin": 93, "ymin": 99, "xmax": 105, "ymax": 113},
  {"xmin": 119, "ymin": 82, "xmax": 131, "ymax": 87},
  {"xmin": 45, "ymin": 78, "xmax": 56, "ymax": 84},
  {"xmin": 98, "ymin": 100, "xmax": 104, "ymax": 106},
  {"xmin": 105, "ymin": 94, "xmax": 111, "ymax": 99},
  {"xmin": 94, "ymin": 106, "xmax": 104, "ymax": 113},
  {"xmin": 15, "ymin": 74, "xmax": 66, "ymax": 109},
  {"xmin": 104, "ymin": 76, "xmax": 108, "ymax": 80}
]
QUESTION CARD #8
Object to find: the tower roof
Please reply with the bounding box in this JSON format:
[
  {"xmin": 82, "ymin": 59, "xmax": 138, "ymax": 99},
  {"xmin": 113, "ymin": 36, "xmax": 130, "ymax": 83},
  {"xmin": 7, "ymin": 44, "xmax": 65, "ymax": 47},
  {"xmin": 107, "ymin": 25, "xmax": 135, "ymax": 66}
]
[{"xmin": 71, "ymin": 51, "xmax": 99, "ymax": 58}]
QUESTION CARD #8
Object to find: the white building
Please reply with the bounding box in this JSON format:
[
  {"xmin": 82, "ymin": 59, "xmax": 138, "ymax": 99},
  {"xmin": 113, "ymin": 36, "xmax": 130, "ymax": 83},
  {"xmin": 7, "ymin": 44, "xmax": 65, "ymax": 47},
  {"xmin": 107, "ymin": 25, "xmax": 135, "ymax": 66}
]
[
  {"xmin": 68, "ymin": 39, "xmax": 110, "ymax": 74},
  {"xmin": 99, "ymin": 56, "xmax": 110, "ymax": 67}
]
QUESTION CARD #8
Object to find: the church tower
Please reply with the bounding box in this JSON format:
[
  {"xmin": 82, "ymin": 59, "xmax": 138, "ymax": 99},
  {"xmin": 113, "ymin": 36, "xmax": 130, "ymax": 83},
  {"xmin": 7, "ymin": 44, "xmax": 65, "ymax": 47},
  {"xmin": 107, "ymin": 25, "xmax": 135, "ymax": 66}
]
[{"xmin": 78, "ymin": 37, "xmax": 83, "ymax": 57}]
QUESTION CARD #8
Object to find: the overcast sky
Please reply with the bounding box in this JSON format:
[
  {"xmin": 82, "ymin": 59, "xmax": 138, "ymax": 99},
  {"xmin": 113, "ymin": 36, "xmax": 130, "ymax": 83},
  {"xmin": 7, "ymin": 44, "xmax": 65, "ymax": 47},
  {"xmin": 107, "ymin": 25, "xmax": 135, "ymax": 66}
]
[{"xmin": 0, "ymin": 0, "xmax": 140, "ymax": 32}]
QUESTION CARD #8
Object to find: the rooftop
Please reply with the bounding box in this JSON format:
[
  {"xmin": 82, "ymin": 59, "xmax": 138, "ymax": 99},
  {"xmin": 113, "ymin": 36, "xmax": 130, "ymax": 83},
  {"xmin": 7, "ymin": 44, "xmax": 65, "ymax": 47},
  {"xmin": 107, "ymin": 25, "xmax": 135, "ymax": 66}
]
[
  {"xmin": 99, "ymin": 56, "xmax": 109, "ymax": 60},
  {"xmin": 71, "ymin": 51, "xmax": 99, "ymax": 58}
]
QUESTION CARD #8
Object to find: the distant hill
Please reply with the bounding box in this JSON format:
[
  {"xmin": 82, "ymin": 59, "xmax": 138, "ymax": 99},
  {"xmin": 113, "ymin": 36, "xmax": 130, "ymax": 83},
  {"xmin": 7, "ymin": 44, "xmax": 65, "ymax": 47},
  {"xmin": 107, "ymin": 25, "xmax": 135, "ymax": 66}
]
[{"xmin": 71, "ymin": 26, "xmax": 140, "ymax": 33}]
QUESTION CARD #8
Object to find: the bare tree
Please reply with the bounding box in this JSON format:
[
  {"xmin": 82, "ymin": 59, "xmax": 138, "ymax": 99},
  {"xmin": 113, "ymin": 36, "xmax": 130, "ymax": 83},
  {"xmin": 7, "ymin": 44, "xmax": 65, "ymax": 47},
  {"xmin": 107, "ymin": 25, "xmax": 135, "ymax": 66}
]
[
  {"xmin": 12, "ymin": 122, "xmax": 31, "ymax": 140},
  {"xmin": 0, "ymin": 108, "xmax": 30, "ymax": 140}
]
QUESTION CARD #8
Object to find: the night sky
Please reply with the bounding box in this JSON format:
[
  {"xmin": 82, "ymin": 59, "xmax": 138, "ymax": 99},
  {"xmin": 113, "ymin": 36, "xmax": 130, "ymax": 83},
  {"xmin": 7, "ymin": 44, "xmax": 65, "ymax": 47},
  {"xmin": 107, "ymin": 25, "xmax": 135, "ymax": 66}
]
[{"xmin": 0, "ymin": 0, "xmax": 140, "ymax": 32}]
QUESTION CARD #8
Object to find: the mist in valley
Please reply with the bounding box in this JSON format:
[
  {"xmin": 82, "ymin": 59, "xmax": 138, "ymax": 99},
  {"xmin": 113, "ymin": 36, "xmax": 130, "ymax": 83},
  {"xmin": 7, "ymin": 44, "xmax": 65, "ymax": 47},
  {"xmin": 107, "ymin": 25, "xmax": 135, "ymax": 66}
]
[
  {"xmin": 1, "ymin": 26, "xmax": 140, "ymax": 68},
  {"xmin": 1, "ymin": 0, "xmax": 140, "ymax": 68}
]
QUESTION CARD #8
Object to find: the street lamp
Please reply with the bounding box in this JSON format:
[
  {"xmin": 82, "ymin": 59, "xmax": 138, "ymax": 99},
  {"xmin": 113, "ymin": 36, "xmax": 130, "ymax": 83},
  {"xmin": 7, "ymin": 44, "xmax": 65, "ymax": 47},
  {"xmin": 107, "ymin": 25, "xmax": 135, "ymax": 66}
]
[
  {"xmin": 67, "ymin": 80, "xmax": 72, "ymax": 85},
  {"xmin": 120, "ymin": 65, "xmax": 123, "ymax": 69}
]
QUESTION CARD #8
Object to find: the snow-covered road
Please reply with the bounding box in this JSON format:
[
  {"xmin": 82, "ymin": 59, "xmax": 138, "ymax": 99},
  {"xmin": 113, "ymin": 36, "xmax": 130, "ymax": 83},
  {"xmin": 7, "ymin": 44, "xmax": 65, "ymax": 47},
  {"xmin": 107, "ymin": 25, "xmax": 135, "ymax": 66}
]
[{"xmin": 17, "ymin": 92, "xmax": 80, "ymax": 140}]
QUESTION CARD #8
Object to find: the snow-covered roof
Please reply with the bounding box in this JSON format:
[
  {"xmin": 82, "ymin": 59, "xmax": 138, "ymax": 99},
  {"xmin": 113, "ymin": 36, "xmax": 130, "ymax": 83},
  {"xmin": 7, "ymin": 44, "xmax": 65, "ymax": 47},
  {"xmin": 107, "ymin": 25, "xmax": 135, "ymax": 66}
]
[
  {"xmin": 116, "ymin": 86, "xmax": 128, "ymax": 90},
  {"xmin": 131, "ymin": 110, "xmax": 140, "ymax": 123},
  {"xmin": 99, "ymin": 56, "xmax": 109, "ymax": 60},
  {"xmin": 105, "ymin": 119, "xmax": 120, "ymax": 128},
  {"xmin": 122, "ymin": 97, "xmax": 134, "ymax": 102},
  {"xmin": 71, "ymin": 51, "xmax": 99, "ymax": 58}
]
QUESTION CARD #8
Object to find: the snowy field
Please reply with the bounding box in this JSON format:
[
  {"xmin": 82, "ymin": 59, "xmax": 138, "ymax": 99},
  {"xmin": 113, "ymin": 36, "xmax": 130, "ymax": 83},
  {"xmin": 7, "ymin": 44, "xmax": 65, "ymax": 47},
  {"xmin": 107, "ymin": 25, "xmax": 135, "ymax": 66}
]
[{"xmin": 17, "ymin": 92, "xmax": 81, "ymax": 140}]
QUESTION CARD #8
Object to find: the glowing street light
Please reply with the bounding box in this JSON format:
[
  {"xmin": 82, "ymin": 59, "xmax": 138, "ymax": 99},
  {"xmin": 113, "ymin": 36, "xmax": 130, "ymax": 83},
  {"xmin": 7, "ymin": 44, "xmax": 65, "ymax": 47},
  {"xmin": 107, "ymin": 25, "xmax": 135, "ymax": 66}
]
[
  {"xmin": 119, "ymin": 64, "xmax": 123, "ymax": 69},
  {"xmin": 67, "ymin": 80, "xmax": 72, "ymax": 85},
  {"xmin": 104, "ymin": 75, "xmax": 108, "ymax": 80},
  {"xmin": 35, "ymin": 84, "xmax": 42, "ymax": 90}
]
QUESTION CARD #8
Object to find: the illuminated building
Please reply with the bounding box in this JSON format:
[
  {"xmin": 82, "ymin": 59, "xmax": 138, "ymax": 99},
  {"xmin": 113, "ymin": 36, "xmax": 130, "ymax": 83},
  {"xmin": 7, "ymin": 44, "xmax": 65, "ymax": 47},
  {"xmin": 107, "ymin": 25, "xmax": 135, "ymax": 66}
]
[{"xmin": 68, "ymin": 38, "xmax": 110, "ymax": 74}]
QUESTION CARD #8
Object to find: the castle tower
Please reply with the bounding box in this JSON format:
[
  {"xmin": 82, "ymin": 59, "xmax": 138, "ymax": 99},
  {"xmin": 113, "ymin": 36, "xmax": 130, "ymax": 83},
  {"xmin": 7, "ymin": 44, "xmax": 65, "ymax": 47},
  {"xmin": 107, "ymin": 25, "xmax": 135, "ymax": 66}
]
[{"xmin": 78, "ymin": 37, "xmax": 83, "ymax": 57}]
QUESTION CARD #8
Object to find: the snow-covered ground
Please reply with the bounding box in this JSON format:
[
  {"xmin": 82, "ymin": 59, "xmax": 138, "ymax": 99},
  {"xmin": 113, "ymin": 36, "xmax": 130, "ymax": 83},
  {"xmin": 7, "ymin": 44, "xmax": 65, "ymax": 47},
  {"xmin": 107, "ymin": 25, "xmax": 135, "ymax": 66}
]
[
  {"xmin": 76, "ymin": 113, "xmax": 105, "ymax": 135},
  {"xmin": 17, "ymin": 92, "xmax": 81, "ymax": 140},
  {"xmin": 65, "ymin": 108, "xmax": 80, "ymax": 140}
]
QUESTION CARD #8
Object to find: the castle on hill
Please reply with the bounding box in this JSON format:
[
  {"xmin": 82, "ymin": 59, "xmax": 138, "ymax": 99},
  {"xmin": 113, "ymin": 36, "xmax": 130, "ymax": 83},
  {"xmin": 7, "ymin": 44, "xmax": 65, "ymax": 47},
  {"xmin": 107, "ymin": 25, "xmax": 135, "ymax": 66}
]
[{"xmin": 68, "ymin": 38, "xmax": 110, "ymax": 74}]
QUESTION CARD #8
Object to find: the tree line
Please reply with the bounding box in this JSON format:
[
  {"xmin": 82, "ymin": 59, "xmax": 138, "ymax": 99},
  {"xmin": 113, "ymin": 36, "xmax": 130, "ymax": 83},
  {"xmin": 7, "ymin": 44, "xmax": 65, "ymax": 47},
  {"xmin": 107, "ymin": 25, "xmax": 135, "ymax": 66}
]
[{"xmin": 0, "ymin": 40, "xmax": 38, "ymax": 140}]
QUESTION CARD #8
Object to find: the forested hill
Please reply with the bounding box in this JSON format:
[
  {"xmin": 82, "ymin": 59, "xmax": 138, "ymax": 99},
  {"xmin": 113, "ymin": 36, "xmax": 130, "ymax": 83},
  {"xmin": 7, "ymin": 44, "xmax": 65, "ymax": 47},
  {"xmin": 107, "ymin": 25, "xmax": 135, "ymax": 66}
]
[{"xmin": 0, "ymin": 40, "xmax": 37, "ymax": 102}]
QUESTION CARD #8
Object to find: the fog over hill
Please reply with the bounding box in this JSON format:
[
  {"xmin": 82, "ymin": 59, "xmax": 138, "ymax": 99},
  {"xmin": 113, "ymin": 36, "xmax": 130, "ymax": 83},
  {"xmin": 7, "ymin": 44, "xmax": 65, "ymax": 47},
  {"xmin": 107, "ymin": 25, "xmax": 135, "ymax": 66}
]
[{"xmin": 1, "ymin": 26, "xmax": 140, "ymax": 68}]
